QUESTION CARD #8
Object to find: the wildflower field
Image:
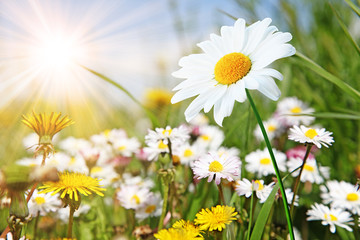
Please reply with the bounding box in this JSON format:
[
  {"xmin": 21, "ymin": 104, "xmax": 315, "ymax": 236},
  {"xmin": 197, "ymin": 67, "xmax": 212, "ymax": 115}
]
[{"xmin": 0, "ymin": 0, "xmax": 360, "ymax": 239}]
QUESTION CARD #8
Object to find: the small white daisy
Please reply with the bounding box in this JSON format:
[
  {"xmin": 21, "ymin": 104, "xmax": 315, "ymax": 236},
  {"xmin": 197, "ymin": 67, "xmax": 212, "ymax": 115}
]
[
  {"xmin": 113, "ymin": 136, "xmax": 141, "ymax": 157},
  {"xmin": 275, "ymin": 97, "xmax": 315, "ymax": 127},
  {"xmin": 90, "ymin": 165, "xmax": 118, "ymax": 187},
  {"xmin": 287, "ymin": 157, "xmax": 329, "ymax": 184},
  {"xmin": 217, "ymin": 146, "xmax": 240, "ymax": 158},
  {"xmin": 135, "ymin": 192, "xmax": 162, "ymax": 220},
  {"xmin": 254, "ymin": 117, "xmax": 285, "ymax": 142},
  {"xmin": 143, "ymin": 139, "xmax": 170, "ymax": 161},
  {"xmin": 288, "ymin": 125, "xmax": 334, "ymax": 148},
  {"xmin": 145, "ymin": 125, "xmax": 190, "ymax": 145},
  {"xmin": 306, "ymin": 203, "xmax": 353, "ymax": 233},
  {"xmin": 171, "ymin": 18, "xmax": 295, "ymax": 126},
  {"xmin": 192, "ymin": 151, "xmax": 241, "ymax": 185},
  {"xmin": 28, "ymin": 190, "xmax": 62, "ymax": 216},
  {"xmin": 59, "ymin": 137, "xmax": 92, "ymax": 156},
  {"xmin": 321, "ymin": 180, "xmax": 360, "ymax": 215},
  {"xmin": 91, "ymin": 128, "xmax": 127, "ymax": 147},
  {"xmin": 245, "ymin": 148, "xmax": 286, "ymax": 177},
  {"xmin": 173, "ymin": 143, "xmax": 200, "ymax": 166},
  {"xmin": 235, "ymin": 178, "xmax": 274, "ymax": 203},
  {"xmin": 189, "ymin": 113, "xmax": 210, "ymax": 126},
  {"xmin": 122, "ymin": 174, "xmax": 155, "ymax": 189},
  {"xmin": 117, "ymin": 185, "xmax": 151, "ymax": 210},
  {"xmin": 193, "ymin": 125, "xmax": 224, "ymax": 151}
]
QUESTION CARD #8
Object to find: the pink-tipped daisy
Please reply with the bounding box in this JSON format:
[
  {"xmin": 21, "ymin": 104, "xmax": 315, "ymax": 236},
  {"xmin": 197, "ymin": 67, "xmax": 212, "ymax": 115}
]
[{"xmin": 288, "ymin": 125, "xmax": 334, "ymax": 148}]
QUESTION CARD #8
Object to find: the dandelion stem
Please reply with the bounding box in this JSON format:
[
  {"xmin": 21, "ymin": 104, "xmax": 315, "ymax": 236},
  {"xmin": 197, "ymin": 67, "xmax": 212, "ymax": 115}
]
[
  {"xmin": 247, "ymin": 191, "xmax": 254, "ymax": 240},
  {"xmin": 245, "ymin": 89, "xmax": 294, "ymax": 240},
  {"xmin": 290, "ymin": 144, "xmax": 312, "ymax": 216},
  {"xmin": 217, "ymin": 183, "xmax": 226, "ymax": 205},
  {"xmin": 67, "ymin": 206, "xmax": 75, "ymax": 238}
]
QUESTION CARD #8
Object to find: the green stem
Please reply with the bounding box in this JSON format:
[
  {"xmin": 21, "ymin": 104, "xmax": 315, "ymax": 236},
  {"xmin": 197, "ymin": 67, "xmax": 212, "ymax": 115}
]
[
  {"xmin": 354, "ymin": 215, "xmax": 360, "ymax": 240},
  {"xmin": 290, "ymin": 144, "xmax": 312, "ymax": 216},
  {"xmin": 33, "ymin": 211, "xmax": 40, "ymax": 240},
  {"xmin": 67, "ymin": 206, "xmax": 75, "ymax": 238},
  {"xmin": 247, "ymin": 191, "xmax": 254, "ymax": 240},
  {"xmin": 158, "ymin": 179, "xmax": 170, "ymax": 230},
  {"xmin": 217, "ymin": 183, "xmax": 226, "ymax": 205},
  {"xmin": 245, "ymin": 89, "xmax": 294, "ymax": 240}
]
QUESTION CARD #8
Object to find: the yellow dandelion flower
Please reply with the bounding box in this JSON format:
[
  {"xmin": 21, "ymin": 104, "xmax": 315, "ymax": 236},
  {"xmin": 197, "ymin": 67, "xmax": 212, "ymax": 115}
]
[
  {"xmin": 194, "ymin": 205, "xmax": 237, "ymax": 231},
  {"xmin": 144, "ymin": 88, "xmax": 173, "ymax": 110},
  {"xmin": 154, "ymin": 227, "xmax": 203, "ymax": 240},
  {"xmin": 22, "ymin": 111, "xmax": 74, "ymax": 145},
  {"xmin": 38, "ymin": 172, "xmax": 105, "ymax": 202}
]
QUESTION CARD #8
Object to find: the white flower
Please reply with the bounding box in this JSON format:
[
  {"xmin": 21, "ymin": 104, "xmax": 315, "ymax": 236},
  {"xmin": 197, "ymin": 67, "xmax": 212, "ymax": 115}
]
[
  {"xmin": 173, "ymin": 143, "xmax": 200, "ymax": 166},
  {"xmin": 145, "ymin": 125, "xmax": 190, "ymax": 145},
  {"xmin": 217, "ymin": 146, "xmax": 240, "ymax": 158},
  {"xmin": 28, "ymin": 190, "xmax": 62, "ymax": 216},
  {"xmin": 321, "ymin": 180, "xmax": 360, "ymax": 215},
  {"xmin": 22, "ymin": 133, "xmax": 39, "ymax": 152},
  {"xmin": 235, "ymin": 178, "xmax": 274, "ymax": 203},
  {"xmin": 287, "ymin": 157, "xmax": 329, "ymax": 184},
  {"xmin": 245, "ymin": 148, "xmax": 286, "ymax": 177},
  {"xmin": 288, "ymin": 125, "xmax": 334, "ymax": 148},
  {"xmin": 143, "ymin": 139, "xmax": 169, "ymax": 161},
  {"xmin": 192, "ymin": 151, "xmax": 241, "ymax": 185},
  {"xmin": 193, "ymin": 125, "xmax": 224, "ymax": 151},
  {"xmin": 189, "ymin": 113, "xmax": 209, "ymax": 126},
  {"xmin": 90, "ymin": 165, "xmax": 118, "ymax": 186},
  {"xmin": 275, "ymin": 97, "xmax": 315, "ymax": 126},
  {"xmin": 113, "ymin": 137, "xmax": 141, "ymax": 157},
  {"xmin": 0, "ymin": 233, "xmax": 28, "ymax": 240},
  {"xmin": 306, "ymin": 203, "xmax": 353, "ymax": 233},
  {"xmin": 91, "ymin": 128, "xmax": 127, "ymax": 147},
  {"xmin": 122, "ymin": 174, "xmax": 155, "ymax": 189},
  {"xmin": 117, "ymin": 185, "xmax": 151, "ymax": 210},
  {"xmin": 58, "ymin": 137, "xmax": 92, "ymax": 156},
  {"xmin": 254, "ymin": 118, "xmax": 285, "ymax": 141},
  {"xmin": 135, "ymin": 192, "xmax": 162, "ymax": 220},
  {"xmin": 171, "ymin": 18, "xmax": 295, "ymax": 126}
]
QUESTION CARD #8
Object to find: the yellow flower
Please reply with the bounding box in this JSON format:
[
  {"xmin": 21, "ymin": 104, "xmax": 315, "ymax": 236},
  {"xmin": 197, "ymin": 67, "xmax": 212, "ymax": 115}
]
[
  {"xmin": 144, "ymin": 88, "xmax": 173, "ymax": 110},
  {"xmin": 22, "ymin": 111, "xmax": 74, "ymax": 145},
  {"xmin": 38, "ymin": 172, "xmax": 105, "ymax": 201},
  {"xmin": 194, "ymin": 205, "xmax": 237, "ymax": 231},
  {"xmin": 154, "ymin": 219, "xmax": 203, "ymax": 240}
]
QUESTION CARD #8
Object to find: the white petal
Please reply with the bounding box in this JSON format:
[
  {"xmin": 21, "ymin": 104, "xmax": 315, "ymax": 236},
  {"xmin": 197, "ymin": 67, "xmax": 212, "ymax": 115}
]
[
  {"xmin": 256, "ymin": 76, "xmax": 281, "ymax": 100},
  {"xmin": 243, "ymin": 18, "xmax": 272, "ymax": 55},
  {"xmin": 213, "ymin": 100, "xmax": 225, "ymax": 126},
  {"xmin": 252, "ymin": 44, "xmax": 295, "ymax": 70},
  {"xmin": 233, "ymin": 18, "xmax": 246, "ymax": 52},
  {"xmin": 197, "ymin": 40, "xmax": 223, "ymax": 60},
  {"xmin": 253, "ymin": 68, "xmax": 283, "ymax": 80},
  {"xmin": 203, "ymin": 85, "xmax": 227, "ymax": 113},
  {"xmin": 233, "ymin": 80, "xmax": 247, "ymax": 102},
  {"xmin": 184, "ymin": 90, "xmax": 216, "ymax": 122},
  {"xmin": 243, "ymin": 73, "xmax": 260, "ymax": 89}
]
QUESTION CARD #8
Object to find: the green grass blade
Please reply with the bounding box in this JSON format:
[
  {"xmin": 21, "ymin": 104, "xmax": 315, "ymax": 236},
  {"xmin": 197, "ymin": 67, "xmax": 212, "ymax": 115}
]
[
  {"xmin": 289, "ymin": 112, "xmax": 360, "ymax": 120},
  {"xmin": 330, "ymin": 4, "xmax": 360, "ymax": 55},
  {"xmin": 295, "ymin": 52, "xmax": 360, "ymax": 102},
  {"xmin": 344, "ymin": 0, "xmax": 360, "ymax": 16},
  {"xmin": 80, "ymin": 65, "xmax": 160, "ymax": 127},
  {"xmin": 250, "ymin": 183, "xmax": 280, "ymax": 240}
]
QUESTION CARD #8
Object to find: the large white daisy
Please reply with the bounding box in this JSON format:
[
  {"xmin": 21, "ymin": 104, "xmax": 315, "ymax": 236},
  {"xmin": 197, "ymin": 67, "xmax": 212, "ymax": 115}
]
[{"xmin": 171, "ymin": 18, "xmax": 295, "ymax": 125}]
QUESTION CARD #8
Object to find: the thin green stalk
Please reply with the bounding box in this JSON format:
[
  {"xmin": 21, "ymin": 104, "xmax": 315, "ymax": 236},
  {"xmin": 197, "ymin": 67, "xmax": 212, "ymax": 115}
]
[
  {"xmin": 158, "ymin": 179, "xmax": 170, "ymax": 230},
  {"xmin": 33, "ymin": 211, "xmax": 40, "ymax": 240},
  {"xmin": 245, "ymin": 89, "xmax": 294, "ymax": 240},
  {"xmin": 290, "ymin": 144, "xmax": 312, "ymax": 216},
  {"xmin": 354, "ymin": 215, "xmax": 360, "ymax": 240},
  {"xmin": 218, "ymin": 183, "xmax": 226, "ymax": 205},
  {"xmin": 247, "ymin": 191, "xmax": 255, "ymax": 240},
  {"xmin": 67, "ymin": 206, "xmax": 75, "ymax": 238}
]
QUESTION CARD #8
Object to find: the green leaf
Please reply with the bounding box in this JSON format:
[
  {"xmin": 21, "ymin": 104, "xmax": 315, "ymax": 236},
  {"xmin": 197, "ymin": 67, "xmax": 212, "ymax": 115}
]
[
  {"xmin": 292, "ymin": 112, "xmax": 360, "ymax": 120},
  {"xmin": 330, "ymin": 3, "xmax": 360, "ymax": 55},
  {"xmin": 295, "ymin": 52, "xmax": 360, "ymax": 102},
  {"xmin": 250, "ymin": 183, "xmax": 280, "ymax": 240},
  {"xmin": 344, "ymin": 0, "xmax": 360, "ymax": 16}
]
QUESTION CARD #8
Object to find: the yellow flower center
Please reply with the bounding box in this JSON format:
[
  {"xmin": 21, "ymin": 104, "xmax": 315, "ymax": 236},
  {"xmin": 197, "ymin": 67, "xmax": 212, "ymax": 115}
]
[
  {"xmin": 201, "ymin": 135, "xmax": 210, "ymax": 141},
  {"xmin": 131, "ymin": 195, "xmax": 141, "ymax": 204},
  {"xmin": 214, "ymin": 52, "xmax": 251, "ymax": 85},
  {"xmin": 324, "ymin": 213, "xmax": 338, "ymax": 221},
  {"xmin": 91, "ymin": 166, "xmax": 103, "ymax": 174},
  {"xmin": 34, "ymin": 197, "xmax": 46, "ymax": 205},
  {"xmin": 346, "ymin": 193, "xmax": 359, "ymax": 201},
  {"xmin": 253, "ymin": 180, "xmax": 264, "ymax": 191},
  {"xmin": 145, "ymin": 205, "xmax": 156, "ymax": 213},
  {"xmin": 208, "ymin": 161, "xmax": 223, "ymax": 172},
  {"xmin": 184, "ymin": 149, "xmax": 194, "ymax": 157},
  {"xmin": 69, "ymin": 157, "xmax": 76, "ymax": 165},
  {"xmin": 117, "ymin": 145, "xmax": 126, "ymax": 151},
  {"xmin": 267, "ymin": 125, "xmax": 276, "ymax": 132},
  {"xmin": 290, "ymin": 106, "xmax": 302, "ymax": 114},
  {"xmin": 158, "ymin": 140, "xmax": 168, "ymax": 149},
  {"xmin": 260, "ymin": 158, "xmax": 271, "ymax": 165},
  {"xmin": 103, "ymin": 129, "xmax": 111, "ymax": 137},
  {"xmin": 305, "ymin": 129, "xmax": 318, "ymax": 139},
  {"xmin": 162, "ymin": 128, "xmax": 172, "ymax": 135},
  {"xmin": 304, "ymin": 164, "xmax": 314, "ymax": 172}
]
